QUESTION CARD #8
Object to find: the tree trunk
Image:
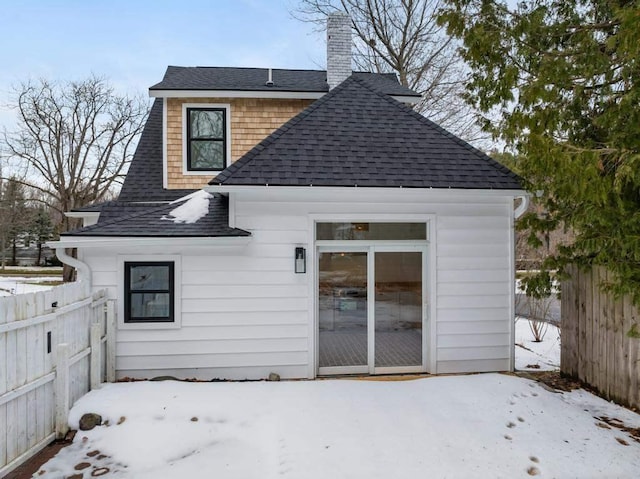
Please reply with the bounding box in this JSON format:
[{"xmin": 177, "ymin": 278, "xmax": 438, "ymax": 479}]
[
  {"xmin": 36, "ymin": 242, "xmax": 42, "ymax": 266},
  {"xmin": 11, "ymin": 237, "xmax": 17, "ymax": 265},
  {"xmin": 62, "ymin": 248, "xmax": 77, "ymax": 282},
  {"xmin": 1, "ymin": 236, "xmax": 5, "ymax": 271}
]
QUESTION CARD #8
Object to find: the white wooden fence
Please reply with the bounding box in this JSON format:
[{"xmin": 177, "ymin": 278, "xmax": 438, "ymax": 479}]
[{"xmin": 0, "ymin": 281, "xmax": 115, "ymax": 477}]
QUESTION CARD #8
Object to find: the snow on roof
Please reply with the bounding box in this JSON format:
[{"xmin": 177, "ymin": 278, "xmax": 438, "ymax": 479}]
[{"xmin": 162, "ymin": 190, "xmax": 212, "ymax": 224}]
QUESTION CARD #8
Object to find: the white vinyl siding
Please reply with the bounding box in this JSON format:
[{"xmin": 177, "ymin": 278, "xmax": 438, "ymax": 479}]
[
  {"xmin": 80, "ymin": 221, "xmax": 309, "ymax": 380},
  {"xmin": 78, "ymin": 189, "xmax": 515, "ymax": 379},
  {"xmin": 236, "ymin": 194, "xmax": 513, "ymax": 375},
  {"xmin": 435, "ymin": 207, "xmax": 512, "ymax": 373}
]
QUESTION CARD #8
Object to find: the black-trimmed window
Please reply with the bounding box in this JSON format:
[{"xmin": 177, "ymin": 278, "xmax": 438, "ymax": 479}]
[
  {"xmin": 124, "ymin": 262, "xmax": 174, "ymax": 323},
  {"xmin": 186, "ymin": 107, "xmax": 227, "ymax": 171}
]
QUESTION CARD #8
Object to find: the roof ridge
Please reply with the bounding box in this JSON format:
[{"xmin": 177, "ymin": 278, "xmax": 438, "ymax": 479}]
[{"xmin": 165, "ymin": 65, "xmax": 402, "ymax": 76}]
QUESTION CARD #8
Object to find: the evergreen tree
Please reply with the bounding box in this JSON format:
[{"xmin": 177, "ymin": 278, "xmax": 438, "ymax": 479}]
[
  {"xmin": 439, "ymin": 0, "xmax": 640, "ymax": 303},
  {"xmin": 30, "ymin": 207, "xmax": 54, "ymax": 266},
  {"xmin": 0, "ymin": 177, "xmax": 30, "ymax": 267}
]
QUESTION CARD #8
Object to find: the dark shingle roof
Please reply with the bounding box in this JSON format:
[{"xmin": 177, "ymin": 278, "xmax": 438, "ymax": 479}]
[
  {"xmin": 212, "ymin": 76, "xmax": 522, "ymax": 190},
  {"xmin": 63, "ymin": 194, "xmax": 250, "ymax": 237},
  {"xmin": 118, "ymin": 98, "xmax": 195, "ymax": 202},
  {"xmin": 150, "ymin": 66, "xmax": 420, "ymax": 98},
  {"xmin": 71, "ymin": 201, "xmax": 120, "ymax": 213},
  {"xmin": 120, "ymin": 70, "xmax": 421, "ymax": 204},
  {"xmin": 84, "ymin": 202, "xmax": 177, "ymax": 224}
]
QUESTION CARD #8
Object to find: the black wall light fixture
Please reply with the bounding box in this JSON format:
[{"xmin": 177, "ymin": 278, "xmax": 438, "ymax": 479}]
[{"xmin": 295, "ymin": 247, "xmax": 306, "ymax": 274}]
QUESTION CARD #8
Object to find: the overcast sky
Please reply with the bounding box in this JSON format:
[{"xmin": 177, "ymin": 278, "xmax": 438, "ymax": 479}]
[{"xmin": 0, "ymin": 0, "xmax": 326, "ymax": 132}]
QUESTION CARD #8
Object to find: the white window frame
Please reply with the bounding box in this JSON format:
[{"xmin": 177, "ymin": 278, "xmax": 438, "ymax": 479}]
[
  {"xmin": 315, "ymin": 244, "xmax": 429, "ymax": 377},
  {"xmin": 182, "ymin": 102, "xmax": 231, "ymax": 175},
  {"xmin": 306, "ymin": 214, "xmax": 437, "ymax": 379},
  {"xmin": 118, "ymin": 254, "xmax": 182, "ymax": 330}
]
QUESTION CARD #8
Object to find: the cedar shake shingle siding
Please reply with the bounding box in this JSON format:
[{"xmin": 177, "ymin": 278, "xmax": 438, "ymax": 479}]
[{"xmin": 166, "ymin": 97, "xmax": 314, "ymax": 190}]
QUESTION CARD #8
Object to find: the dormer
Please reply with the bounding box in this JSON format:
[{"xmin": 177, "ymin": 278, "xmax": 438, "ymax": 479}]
[
  {"xmin": 148, "ymin": 15, "xmax": 420, "ymax": 191},
  {"xmin": 149, "ymin": 70, "xmax": 320, "ymax": 190},
  {"xmin": 150, "ymin": 70, "xmax": 420, "ymax": 190}
]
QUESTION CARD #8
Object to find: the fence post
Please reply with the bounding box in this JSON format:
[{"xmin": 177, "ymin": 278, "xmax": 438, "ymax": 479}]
[
  {"xmin": 106, "ymin": 301, "xmax": 116, "ymax": 383},
  {"xmin": 90, "ymin": 323, "xmax": 102, "ymax": 390},
  {"xmin": 55, "ymin": 343, "xmax": 70, "ymax": 439}
]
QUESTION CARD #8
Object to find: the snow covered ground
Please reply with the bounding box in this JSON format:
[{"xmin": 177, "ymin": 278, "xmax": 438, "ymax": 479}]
[
  {"xmin": 17, "ymin": 301, "xmax": 637, "ymax": 479},
  {"xmin": 0, "ymin": 276, "xmax": 61, "ymax": 297},
  {"xmin": 34, "ymin": 372, "xmax": 640, "ymax": 478},
  {"xmin": 515, "ymin": 317, "xmax": 561, "ymax": 371}
]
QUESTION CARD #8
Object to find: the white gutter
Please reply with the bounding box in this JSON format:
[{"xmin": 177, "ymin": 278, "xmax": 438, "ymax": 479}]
[
  {"xmin": 391, "ymin": 95, "xmax": 421, "ymax": 104},
  {"xmin": 64, "ymin": 211, "xmax": 100, "ymax": 227},
  {"xmin": 150, "ymin": 90, "xmax": 325, "ymax": 99},
  {"xmin": 54, "ymin": 248, "xmax": 92, "ymax": 287},
  {"xmin": 206, "ymin": 184, "xmax": 527, "ymax": 198},
  {"xmin": 47, "ymin": 236, "xmax": 252, "ymax": 249},
  {"xmin": 64, "ymin": 212, "xmax": 99, "ymax": 219},
  {"xmin": 149, "ymin": 89, "xmax": 421, "ymax": 105},
  {"xmin": 514, "ymin": 194, "xmax": 530, "ymax": 219}
]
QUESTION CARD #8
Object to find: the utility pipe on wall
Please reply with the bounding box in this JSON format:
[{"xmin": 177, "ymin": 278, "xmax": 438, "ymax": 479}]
[
  {"xmin": 55, "ymin": 248, "xmax": 92, "ymax": 288},
  {"xmin": 514, "ymin": 195, "xmax": 530, "ymax": 219}
]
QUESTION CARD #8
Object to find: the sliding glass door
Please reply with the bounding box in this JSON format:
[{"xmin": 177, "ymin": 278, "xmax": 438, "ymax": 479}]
[{"xmin": 318, "ymin": 246, "xmax": 426, "ymax": 375}]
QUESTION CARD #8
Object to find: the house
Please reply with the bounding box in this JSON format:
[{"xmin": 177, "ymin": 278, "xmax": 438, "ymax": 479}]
[{"xmin": 49, "ymin": 14, "xmax": 527, "ymax": 380}]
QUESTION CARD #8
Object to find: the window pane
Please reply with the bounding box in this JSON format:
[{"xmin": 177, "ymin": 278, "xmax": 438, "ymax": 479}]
[
  {"xmin": 130, "ymin": 293, "xmax": 171, "ymax": 319},
  {"xmin": 190, "ymin": 141, "xmax": 224, "ymax": 169},
  {"xmin": 375, "ymin": 252, "xmax": 422, "ymax": 367},
  {"xmin": 190, "ymin": 109, "xmax": 223, "ymax": 138},
  {"xmin": 319, "ymin": 252, "xmax": 368, "ymax": 367},
  {"xmin": 316, "ymin": 223, "xmax": 427, "ymax": 240},
  {"xmin": 129, "ymin": 265, "xmax": 170, "ymax": 290}
]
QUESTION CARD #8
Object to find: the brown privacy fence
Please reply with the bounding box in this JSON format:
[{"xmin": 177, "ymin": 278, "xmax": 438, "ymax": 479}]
[{"xmin": 561, "ymin": 265, "xmax": 640, "ymax": 409}]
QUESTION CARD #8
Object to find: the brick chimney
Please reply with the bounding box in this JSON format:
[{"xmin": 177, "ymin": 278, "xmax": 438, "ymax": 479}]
[{"xmin": 326, "ymin": 12, "xmax": 352, "ymax": 90}]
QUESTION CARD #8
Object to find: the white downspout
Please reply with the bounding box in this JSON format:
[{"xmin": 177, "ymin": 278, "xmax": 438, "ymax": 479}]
[
  {"xmin": 514, "ymin": 194, "xmax": 530, "ymax": 219},
  {"xmin": 55, "ymin": 248, "xmax": 92, "ymax": 288},
  {"xmin": 510, "ymin": 193, "xmax": 530, "ymax": 372}
]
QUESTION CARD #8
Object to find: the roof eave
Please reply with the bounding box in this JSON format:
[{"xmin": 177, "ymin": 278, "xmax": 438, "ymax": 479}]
[
  {"xmin": 65, "ymin": 211, "xmax": 100, "ymax": 220},
  {"xmin": 149, "ymin": 89, "xmax": 421, "ymax": 104}
]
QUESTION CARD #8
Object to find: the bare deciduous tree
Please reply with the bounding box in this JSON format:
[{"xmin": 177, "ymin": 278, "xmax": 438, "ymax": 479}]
[
  {"xmin": 295, "ymin": 0, "xmax": 484, "ymax": 143},
  {"xmin": 2, "ymin": 76, "xmax": 148, "ymax": 231}
]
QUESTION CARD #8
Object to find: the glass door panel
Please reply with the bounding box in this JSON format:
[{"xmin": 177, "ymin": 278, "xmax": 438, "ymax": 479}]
[
  {"xmin": 374, "ymin": 252, "xmax": 422, "ymax": 368},
  {"xmin": 318, "ymin": 252, "xmax": 368, "ymax": 368}
]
